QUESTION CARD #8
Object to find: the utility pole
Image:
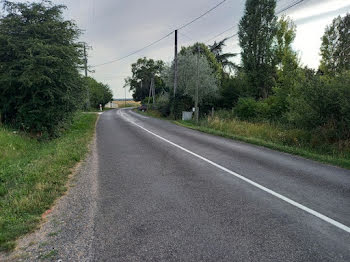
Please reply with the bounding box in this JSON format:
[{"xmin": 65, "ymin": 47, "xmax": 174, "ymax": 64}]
[
  {"xmin": 151, "ymin": 77, "xmax": 155, "ymax": 105},
  {"xmin": 174, "ymin": 30, "xmax": 178, "ymax": 97},
  {"xmin": 147, "ymin": 78, "xmax": 152, "ymax": 108},
  {"xmin": 173, "ymin": 30, "xmax": 178, "ymax": 118},
  {"xmin": 124, "ymin": 85, "xmax": 126, "ymax": 107},
  {"xmin": 83, "ymin": 42, "xmax": 90, "ymax": 109},
  {"xmin": 195, "ymin": 45, "xmax": 200, "ymax": 124},
  {"xmin": 83, "ymin": 43, "xmax": 88, "ymax": 78}
]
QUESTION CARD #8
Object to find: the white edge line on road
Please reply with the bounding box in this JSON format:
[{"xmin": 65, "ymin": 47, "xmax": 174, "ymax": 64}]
[{"xmin": 121, "ymin": 111, "xmax": 350, "ymax": 234}]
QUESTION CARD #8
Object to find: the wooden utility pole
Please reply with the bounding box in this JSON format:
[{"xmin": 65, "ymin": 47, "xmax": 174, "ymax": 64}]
[
  {"xmin": 148, "ymin": 77, "xmax": 155, "ymax": 107},
  {"xmin": 151, "ymin": 77, "xmax": 155, "ymax": 105},
  {"xmin": 195, "ymin": 45, "xmax": 200, "ymax": 124},
  {"xmin": 174, "ymin": 30, "xmax": 178, "ymax": 97},
  {"xmin": 83, "ymin": 43, "xmax": 88, "ymax": 77},
  {"xmin": 124, "ymin": 85, "xmax": 127, "ymax": 107},
  {"xmin": 83, "ymin": 42, "xmax": 90, "ymax": 109}
]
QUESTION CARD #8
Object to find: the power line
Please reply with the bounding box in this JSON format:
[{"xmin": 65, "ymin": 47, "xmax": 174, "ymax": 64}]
[
  {"xmin": 92, "ymin": 0, "xmax": 308, "ymax": 69},
  {"xmin": 277, "ymin": 0, "xmax": 306, "ymax": 14},
  {"xmin": 92, "ymin": 32, "xmax": 173, "ymax": 68},
  {"xmin": 178, "ymin": 0, "xmax": 227, "ymax": 30},
  {"xmin": 91, "ymin": 0, "xmax": 228, "ymax": 68}
]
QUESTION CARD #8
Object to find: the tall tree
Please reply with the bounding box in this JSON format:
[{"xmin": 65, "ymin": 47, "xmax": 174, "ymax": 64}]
[
  {"xmin": 164, "ymin": 49, "xmax": 219, "ymax": 105},
  {"xmin": 180, "ymin": 43, "xmax": 222, "ymax": 80},
  {"xmin": 0, "ymin": 1, "xmax": 85, "ymax": 137},
  {"xmin": 209, "ymin": 38, "xmax": 237, "ymax": 73},
  {"xmin": 272, "ymin": 16, "xmax": 300, "ymax": 118},
  {"xmin": 320, "ymin": 13, "xmax": 350, "ymax": 76},
  {"xmin": 239, "ymin": 0, "xmax": 277, "ymax": 99},
  {"xmin": 125, "ymin": 57, "xmax": 165, "ymax": 101}
]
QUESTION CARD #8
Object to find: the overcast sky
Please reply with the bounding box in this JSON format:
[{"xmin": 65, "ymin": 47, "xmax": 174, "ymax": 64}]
[{"xmin": 8, "ymin": 0, "xmax": 350, "ymax": 98}]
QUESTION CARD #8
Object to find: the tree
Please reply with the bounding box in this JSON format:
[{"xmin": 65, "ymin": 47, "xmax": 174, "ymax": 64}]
[
  {"xmin": 85, "ymin": 77, "xmax": 113, "ymax": 109},
  {"xmin": 320, "ymin": 13, "xmax": 350, "ymax": 76},
  {"xmin": 209, "ymin": 37, "xmax": 237, "ymax": 73},
  {"xmin": 164, "ymin": 49, "xmax": 219, "ymax": 107},
  {"xmin": 125, "ymin": 57, "xmax": 165, "ymax": 101},
  {"xmin": 0, "ymin": 1, "xmax": 85, "ymax": 137},
  {"xmin": 272, "ymin": 16, "xmax": 300, "ymax": 119},
  {"xmin": 239, "ymin": 0, "xmax": 277, "ymax": 99},
  {"xmin": 180, "ymin": 43, "xmax": 222, "ymax": 80}
]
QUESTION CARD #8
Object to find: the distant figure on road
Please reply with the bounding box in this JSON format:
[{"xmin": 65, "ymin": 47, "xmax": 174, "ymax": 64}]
[{"xmin": 99, "ymin": 104, "xmax": 102, "ymax": 112}]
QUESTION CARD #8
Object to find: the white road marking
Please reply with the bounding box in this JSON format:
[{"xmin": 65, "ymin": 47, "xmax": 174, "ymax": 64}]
[{"xmin": 121, "ymin": 110, "xmax": 350, "ymax": 234}]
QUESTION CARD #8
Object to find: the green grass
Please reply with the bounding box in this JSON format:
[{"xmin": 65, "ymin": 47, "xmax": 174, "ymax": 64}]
[
  {"xmin": 136, "ymin": 110, "xmax": 350, "ymax": 169},
  {"xmin": 0, "ymin": 113, "xmax": 98, "ymax": 251},
  {"xmin": 175, "ymin": 118, "xmax": 350, "ymax": 170}
]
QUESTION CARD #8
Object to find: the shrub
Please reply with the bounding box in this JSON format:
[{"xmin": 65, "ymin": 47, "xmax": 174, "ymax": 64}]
[
  {"xmin": 0, "ymin": 2, "xmax": 85, "ymax": 138},
  {"xmin": 288, "ymin": 71, "xmax": 350, "ymax": 140},
  {"xmin": 155, "ymin": 93, "xmax": 171, "ymax": 117},
  {"xmin": 86, "ymin": 77, "xmax": 113, "ymax": 109},
  {"xmin": 234, "ymin": 97, "xmax": 259, "ymax": 120}
]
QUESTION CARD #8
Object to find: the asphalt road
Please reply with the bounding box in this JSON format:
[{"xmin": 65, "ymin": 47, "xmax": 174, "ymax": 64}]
[{"xmin": 92, "ymin": 108, "xmax": 350, "ymax": 261}]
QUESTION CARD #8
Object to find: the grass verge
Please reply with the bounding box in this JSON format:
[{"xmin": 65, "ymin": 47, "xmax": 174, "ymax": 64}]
[
  {"xmin": 175, "ymin": 119, "xmax": 350, "ymax": 170},
  {"xmin": 135, "ymin": 110, "xmax": 350, "ymax": 169},
  {"xmin": 0, "ymin": 113, "xmax": 98, "ymax": 251}
]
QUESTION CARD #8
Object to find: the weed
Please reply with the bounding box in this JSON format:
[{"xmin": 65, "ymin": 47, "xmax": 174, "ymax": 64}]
[{"xmin": 0, "ymin": 113, "xmax": 97, "ymax": 251}]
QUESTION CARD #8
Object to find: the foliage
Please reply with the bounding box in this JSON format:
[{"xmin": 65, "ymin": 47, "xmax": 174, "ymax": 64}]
[
  {"xmin": 218, "ymin": 73, "xmax": 250, "ymax": 109},
  {"xmin": 180, "ymin": 43, "xmax": 223, "ymax": 80},
  {"xmin": 86, "ymin": 77, "xmax": 113, "ymax": 109},
  {"xmin": 0, "ymin": 113, "xmax": 97, "ymax": 251},
  {"xmin": 269, "ymin": 16, "xmax": 300, "ymax": 120},
  {"xmin": 153, "ymin": 93, "xmax": 171, "ymax": 117},
  {"xmin": 288, "ymin": 71, "xmax": 350, "ymax": 141},
  {"xmin": 164, "ymin": 48, "xmax": 219, "ymax": 106},
  {"xmin": 234, "ymin": 97, "xmax": 259, "ymax": 120},
  {"xmin": 239, "ymin": 0, "xmax": 277, "ymax": 98},
  {"xmin": 320, "ymin": 13, "xmax": 350, "ymax": 76},
  {"xmin": 177, "ymin": 116, "xmax": 350, "ymax": 169},
  {"xmin": 208, "ymin": 38, "xmax": 237, "ymax": 73},
  {"xmin": 0, "ymin": 1, "xmax": 85, "ymax": 138},
  {"xmin": 124, "ymin": 57, "xmax": 165, "ymax": 101}
]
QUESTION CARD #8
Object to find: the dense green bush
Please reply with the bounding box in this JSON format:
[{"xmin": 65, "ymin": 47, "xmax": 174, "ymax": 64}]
[
  {"xmin": 86, "ymin": 77, "xmax": 113, "ymax": 110},
  {"xmin": 0, "ymin": 1, "xmax": 85, "ymax": 138},
  {"xmin": 288, "ymin": 72, "xmax": 350, "ymax": 140},
  {"xmin": 154, "ymin": 93, "xmax": 171, "ymax": 117},
  {"xmin": 234, "ymin": 97, "xmax": 259, "ymax": 120}
]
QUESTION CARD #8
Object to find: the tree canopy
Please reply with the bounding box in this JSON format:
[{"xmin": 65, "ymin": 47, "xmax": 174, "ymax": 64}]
[
  {"xmin": 86, "ymin": 77, "xmax": 113, "ymax": 109},
  {"xmin": 208, "ymin": 38, "xmax": 237, "ymax": 73},
  {"xmin": 239, "ymin": 0, "xmax": 277, "ymax": 99},
  {"xmin": 0, "ymin": 1, "xmax": 85, "ymax": 137},
  {"xmin": 320, "ymin": 13, "xmax": 350, "ymax": 76},
  {"xmin": 124, "ymin": 57, "xmax": 165, "ymax": 102},
  {"xmin": 164, "ymin": 48, "xmax": 219, "ymax": 105}
]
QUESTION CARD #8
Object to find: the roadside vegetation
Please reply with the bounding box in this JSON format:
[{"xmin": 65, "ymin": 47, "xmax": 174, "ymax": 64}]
[
  {"xmin": 127, "ymin": 1, "xmax": 350, "ymax": 168},
  {"xmin": 0, "ymin": 1, "xmax": 105, "ymax": 251},
  {"xmin": 176, "ymin": 116, "xmax": 350, "ymax": 169},
  {"xmin": 115, "ymin": 100, "xmax": 141, "ymax": 108},
  {"xmin": 0, "ymin": 113, "xmax": 97, "ymax": 251}
]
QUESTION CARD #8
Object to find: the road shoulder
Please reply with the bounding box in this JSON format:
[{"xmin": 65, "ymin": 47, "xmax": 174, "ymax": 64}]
[{"xmin": 0, "ymin": 135, "xmax": 99, "ymax": 262}]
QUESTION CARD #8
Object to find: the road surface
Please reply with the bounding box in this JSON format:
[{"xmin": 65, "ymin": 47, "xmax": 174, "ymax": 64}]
[{"xmin": 89, "ymin": 108, "xmax": 350, "ymax": 261}]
